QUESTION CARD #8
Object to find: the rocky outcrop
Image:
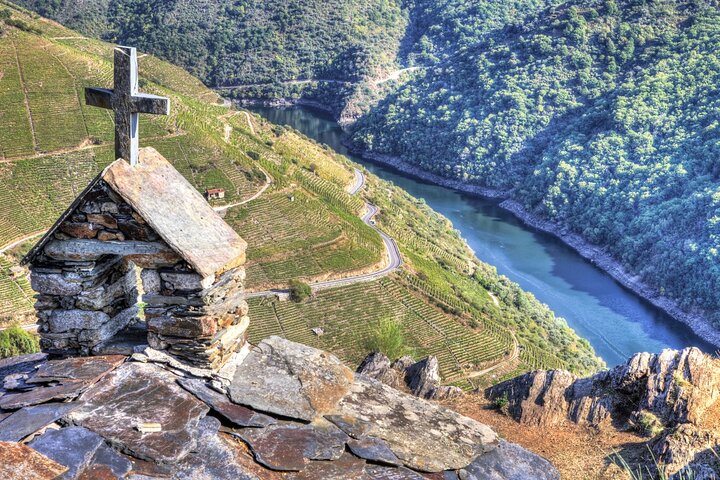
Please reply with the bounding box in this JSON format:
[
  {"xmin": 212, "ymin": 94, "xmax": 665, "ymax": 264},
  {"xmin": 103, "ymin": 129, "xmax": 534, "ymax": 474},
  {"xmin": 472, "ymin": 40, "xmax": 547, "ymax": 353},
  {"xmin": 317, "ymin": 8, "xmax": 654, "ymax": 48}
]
[
  {"xmin": 0, "ymin": 338, "xmax": 560, "ymax": 479},
  {"xmin": 357, "ymin": 352, "xmax": 463, "ymax": 400},
  {"xmin": 488, "ymin": 347, "xmax": 720, "ymax": 476}
]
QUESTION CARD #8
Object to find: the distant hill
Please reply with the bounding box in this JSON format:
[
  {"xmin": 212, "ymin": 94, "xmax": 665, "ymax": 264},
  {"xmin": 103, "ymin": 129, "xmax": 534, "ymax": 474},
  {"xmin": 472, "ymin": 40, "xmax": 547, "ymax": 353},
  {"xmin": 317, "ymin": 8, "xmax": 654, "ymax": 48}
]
[{"xmin": 0, "ymin": 2, "xmax": 601, "ymax": 381}]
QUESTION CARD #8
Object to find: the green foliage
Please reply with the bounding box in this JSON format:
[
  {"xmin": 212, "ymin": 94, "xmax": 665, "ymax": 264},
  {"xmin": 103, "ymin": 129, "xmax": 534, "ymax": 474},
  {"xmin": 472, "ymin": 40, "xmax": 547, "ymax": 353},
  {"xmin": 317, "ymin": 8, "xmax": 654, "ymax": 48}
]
[
  {"xmin": 364, "ymin": 317, "xmax": 411, "ymax": 361},
  {"xmin": 349, "ymin": 0, "xmax": 720, "ymax": 326},
  {"xmin": 288, "ymin": 278, "xmax": 312, "ymax": 302},
  {"xmin": 0, "ymin": 324, "xmax": 40, "ymax": 358},
  {"xmin": 5, "ymin": 16, "xmax": 41, "ymax": 33},
  {"xmin": 14, "ymin": 0, "xmax": 407, "ymax": 87},
  {"xmin": 494, "ymin": 392, "xmax": 510, "ymax": 414},
  {"xmin": 636, "ymin": 410, "xmax": 664, "ymax": 437}
]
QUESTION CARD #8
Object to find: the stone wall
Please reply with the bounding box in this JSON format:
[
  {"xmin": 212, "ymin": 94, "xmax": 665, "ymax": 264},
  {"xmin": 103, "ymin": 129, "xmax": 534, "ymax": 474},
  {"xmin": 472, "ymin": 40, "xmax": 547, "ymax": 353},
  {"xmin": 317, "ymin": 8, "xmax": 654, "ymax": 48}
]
[{"xmin": 29, "ymin": 180, "xmax": 248, "ymax": 370}]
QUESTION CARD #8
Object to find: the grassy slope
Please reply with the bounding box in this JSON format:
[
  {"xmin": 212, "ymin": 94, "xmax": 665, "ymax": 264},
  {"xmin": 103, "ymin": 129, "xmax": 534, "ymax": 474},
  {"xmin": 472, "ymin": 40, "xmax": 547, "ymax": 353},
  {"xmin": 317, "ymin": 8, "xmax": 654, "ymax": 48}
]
[{"xmin": 0, "ymin": 2, "xmax": 601, "ymax": 383}]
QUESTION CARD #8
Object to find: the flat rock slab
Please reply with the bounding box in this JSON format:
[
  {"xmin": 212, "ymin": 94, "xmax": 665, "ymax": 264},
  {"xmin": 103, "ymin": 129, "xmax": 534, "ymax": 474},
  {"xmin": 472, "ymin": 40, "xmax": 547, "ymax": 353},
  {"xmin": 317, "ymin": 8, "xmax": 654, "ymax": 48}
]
[
  {"xmin": 67, "ymin": 362, "xmax": 209, "ymax": 463},
  {"xmin": 29, "ymin": 426, "xmax": 132, "ymax": 480},
  {"xmin": 0, "ymin": 356, "xmax": 126, "ymax": 410},
  {"xmin": 285, "ymin": 452, "xmax": 367, "ymax": 480},
  {"xmin": 173, "ymin": 417, "xmax": 256, "ymax": 480},
  {"xmin": 229, "ymin": 336, "xmax": 353, "ymax": 421},
  {"xmin": 347, "ymin": 436, "xmax": 402, "ymax": 466},
  {"xmin": 236, "ymin": 423, "xmax": 348, "ymax": 471},
  {"xmin": 460, "ymin": 440, "xmax": 560, "ymax": 480},
  {"xmin": 177, "ymin": 378, "xmax": 275, "ymax": 428},
  {"xmin": 0, "ymin": 441, "xmax": 68, "ymax": 479},
  {"xmin": 0, "ymin": 353, "xmax": 48, "ymax": 395},
  {"xmin": 0, "ymin": 381, "xmax": 88, "ymax": 410},
  {"xmin": 0, "ymin": 402, "xmax": 79, "ymax": 442},
  {"xmin": 29, "ymin": 355, "xmax": 126, "ymax": 384},
  {"xmin": 326, "ymin": 376, "xmax": 498, "ymax": 472},
  {"xmin": 364, "ymin": 465, "xmax": 427, "ymax": 479}
]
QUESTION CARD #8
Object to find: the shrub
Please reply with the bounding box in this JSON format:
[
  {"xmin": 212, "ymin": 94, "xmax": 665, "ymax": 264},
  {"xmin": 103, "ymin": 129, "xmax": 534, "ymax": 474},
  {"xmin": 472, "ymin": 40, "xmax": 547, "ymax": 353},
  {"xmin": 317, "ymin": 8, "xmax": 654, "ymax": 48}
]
[
  {"xmin": 247, "ymin": 151, "xmax": 261, "ymax": 161},
  {"xmin": 364, "ymin": 317, "xmax": 411, "ymax": 360},
  {"xmin": 636, "ymin": 410, "xmax": 664, "ymax": 437},
  {"xmin": 494, "ymin": 392, "xmax": 510, "ymax": 414},
  {"xmin": 0, "ymin": 324, "xmax": 40, "ymax": 359},
  {"xmin": 288, "ymin": 279, "xmax": 312, "ymax": 303}
]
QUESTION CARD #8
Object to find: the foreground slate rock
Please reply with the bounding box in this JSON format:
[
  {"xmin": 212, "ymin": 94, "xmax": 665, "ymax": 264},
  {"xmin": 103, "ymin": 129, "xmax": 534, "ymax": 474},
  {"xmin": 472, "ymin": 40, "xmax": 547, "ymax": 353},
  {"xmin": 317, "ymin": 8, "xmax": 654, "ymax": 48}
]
[
  {"xmin": 347, "ymin": 436, "xmax": 402, "ymax": 466},
  {"xmin": 236, "ymin": 422, "xmax": 348, "ymax": 471},
  {"xmin": 29, "ymin": 426, "xmax": 132, "ymax": 479},
  {"xmin": 173, "ymin": 417, "xmax": 255, "ymax": 480},
  {"xmin": 487, "ymin": 347, "xmax": 720, "ymax": 429},
  {"xmin": 0, "ymin": 441, "xmax": 68, "ymax": 479},
  {"xmin": 229, "ymin": 336, "xmax": 354, "ymax": 421},
  {"xmin": 285, "ymin": 451, "xmax": 368, "ymax": 480},
  {"xmin": 177, "ymin": 378, "xmax": 275, "ymax": 428},
  {"xmin": 357, "ymin": 353, "xmax": 462, "ymax": 400},
  {"xmin": 28, "ymin": 355, "xmax": 125, "ymax": 384},
  {"xmin": 67, "ymin": 362, "xmax": 209, "ymax": 463},
  {"xmin": 0, "ymin": 402, "xmax": 79, "ymax": 442},
  {"xmin": 461, "ymin": 440, "xmax": 560, "ymax": 480},
  {"xmin": 327, "ymin": 375, "xmax": 498, "ymax": 472},
  {"xmin": 0, "ymin": 382, "xmax": 89, "ymax": 410},
  {"xmin": 0, "ymin": 355, "xmax": 125, "ymax": 410}
]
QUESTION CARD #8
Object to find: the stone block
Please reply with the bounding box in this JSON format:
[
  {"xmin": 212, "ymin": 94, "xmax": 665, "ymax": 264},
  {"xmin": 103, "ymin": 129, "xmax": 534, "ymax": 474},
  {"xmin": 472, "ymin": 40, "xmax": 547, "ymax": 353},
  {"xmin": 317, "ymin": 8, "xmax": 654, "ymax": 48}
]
[
  {"xmin": 147, "ymin": 315, "xmax": 218, "ymax": 339},
  {"xmin": 97, "ymin": 231, "xmax": 123, "ymax": 242},
  {"xmin": 31, "ymin": 273, "xmax": 82, "ymax": 296},
  {"xmin": 161, "ymin": 272, "xmax": 208, "ymax": 292},
  {"xmin": 48, "ymin": 309, "xmax": 110, "ymax": 333},
  {"xmin": 60, "ymin": 222, "xmax": 100, "ymax": 239},
  {"xmin": 86, "ymin": 213, "xmax": 118, "ymax": 229},
  {"xmin": 118, "ymin": 218, "xmax": 157, "ymax": 241},
  {"xmin": 101, "ymin": 202, "xmax": 119, "ymax": 214},
  {"xmin": 75, "ymin": 278, "xmax": 125, "ymax": 311},
  {"xmin": 141, "ymin": 269, "xmax": 161, "ymax": 294},
  {"xmin": 44, "ymin": 239, "xmax": 176, "ymax": 262},
  {"xmin": 77, "ymin": 306, "xmax": 137, "ymax": 345}
]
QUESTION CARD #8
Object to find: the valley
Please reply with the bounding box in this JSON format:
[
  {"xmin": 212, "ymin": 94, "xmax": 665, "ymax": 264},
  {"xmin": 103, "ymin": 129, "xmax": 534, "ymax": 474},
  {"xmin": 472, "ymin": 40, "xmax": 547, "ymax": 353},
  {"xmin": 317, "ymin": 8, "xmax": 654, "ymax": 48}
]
[{"xmin": 0, "ymin": 3, "xmax": 600, "ymax": 387}]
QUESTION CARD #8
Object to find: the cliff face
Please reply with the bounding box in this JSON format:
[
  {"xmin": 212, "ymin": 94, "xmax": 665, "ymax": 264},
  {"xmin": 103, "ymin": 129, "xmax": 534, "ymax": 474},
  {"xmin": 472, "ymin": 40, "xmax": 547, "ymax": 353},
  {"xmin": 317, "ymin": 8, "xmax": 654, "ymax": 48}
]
[{"xmin": 487, "ymin": 347, "xmax": 720, "ymax": 476}]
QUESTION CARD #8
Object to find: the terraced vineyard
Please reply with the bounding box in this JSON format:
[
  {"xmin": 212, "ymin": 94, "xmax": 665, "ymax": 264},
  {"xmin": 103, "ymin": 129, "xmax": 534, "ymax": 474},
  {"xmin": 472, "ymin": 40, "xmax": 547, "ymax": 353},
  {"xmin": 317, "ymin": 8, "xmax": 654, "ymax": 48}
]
[
  {"xmin": 0, "ymin": 255, "xmax": 33, "ymax": 317},
  {"xmin": 248, "ymin": 277, "xmax": 514, "ymax": 387},
  {"xmin": 227, "ymin": 188, "xmax": 383, "ymax": 289}
]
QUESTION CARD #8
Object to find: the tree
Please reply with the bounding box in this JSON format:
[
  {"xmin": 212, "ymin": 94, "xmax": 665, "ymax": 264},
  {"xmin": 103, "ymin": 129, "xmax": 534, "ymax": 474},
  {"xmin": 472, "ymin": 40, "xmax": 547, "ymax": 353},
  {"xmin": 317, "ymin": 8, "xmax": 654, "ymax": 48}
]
[{"xmin": 289, "ymin": 279, "xmax": 312, "ymax": 302}]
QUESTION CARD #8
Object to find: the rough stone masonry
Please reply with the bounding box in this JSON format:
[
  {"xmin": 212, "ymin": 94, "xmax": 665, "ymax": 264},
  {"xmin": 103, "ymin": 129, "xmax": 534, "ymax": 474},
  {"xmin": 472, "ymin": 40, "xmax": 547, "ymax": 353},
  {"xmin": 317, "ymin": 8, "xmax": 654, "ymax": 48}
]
[{"xmin": 23, "ymin": 147, "xmax": 249, "ymax": 371}]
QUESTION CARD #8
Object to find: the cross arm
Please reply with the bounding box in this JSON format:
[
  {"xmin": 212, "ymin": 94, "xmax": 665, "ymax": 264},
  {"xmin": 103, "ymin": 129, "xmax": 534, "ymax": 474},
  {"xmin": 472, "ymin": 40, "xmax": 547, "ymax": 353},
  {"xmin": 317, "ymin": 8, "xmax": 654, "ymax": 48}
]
[
  {"xmin": 85, "ymin": 87, "xmax": 113, "ymax": 109},
  {"xmin": 131, "ymin": 93, "xmax": 170, "ymax": 115}
]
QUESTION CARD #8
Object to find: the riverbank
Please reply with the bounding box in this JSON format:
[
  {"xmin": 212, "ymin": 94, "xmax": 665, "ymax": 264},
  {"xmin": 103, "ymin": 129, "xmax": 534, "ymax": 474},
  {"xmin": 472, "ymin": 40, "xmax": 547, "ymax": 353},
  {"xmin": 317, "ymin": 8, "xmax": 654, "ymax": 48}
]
[
  {"xmin": 235, "ymin": 97, "xmax": 337, "ymax": 115},
  {"xmin": 346, "ymin": 145, "xmax": 720, "ymax": 350}
]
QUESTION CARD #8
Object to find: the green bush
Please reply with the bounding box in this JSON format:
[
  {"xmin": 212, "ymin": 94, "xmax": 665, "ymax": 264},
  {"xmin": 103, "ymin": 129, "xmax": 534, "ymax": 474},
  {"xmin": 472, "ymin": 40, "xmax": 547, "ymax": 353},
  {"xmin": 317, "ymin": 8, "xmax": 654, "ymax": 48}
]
[
  {"xmin": 494, "ymin": 392, "xmax": 510, "ymax": 414},
  {"xmin": 0, "ymin": 324, "xmax": 40, "ymax": 359},
  {"xmin": 636, "ymin": 410, "xmax": 664, "ymax": 437},
  {"xmin": 288, "ymin": 279, "xmax": 312, "ymax": 303},
  {"xmin": 364, "ymin": 317, "xmax": 411, "ymax": 360}
]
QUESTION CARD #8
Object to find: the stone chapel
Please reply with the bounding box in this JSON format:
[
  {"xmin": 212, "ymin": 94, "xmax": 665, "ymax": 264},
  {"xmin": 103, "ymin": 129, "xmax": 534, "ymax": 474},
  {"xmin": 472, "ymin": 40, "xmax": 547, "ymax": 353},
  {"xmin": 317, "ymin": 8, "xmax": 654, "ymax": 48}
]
[{"xmin": 20, "ymin": 45, "xmax": 251, "ymax": 372}]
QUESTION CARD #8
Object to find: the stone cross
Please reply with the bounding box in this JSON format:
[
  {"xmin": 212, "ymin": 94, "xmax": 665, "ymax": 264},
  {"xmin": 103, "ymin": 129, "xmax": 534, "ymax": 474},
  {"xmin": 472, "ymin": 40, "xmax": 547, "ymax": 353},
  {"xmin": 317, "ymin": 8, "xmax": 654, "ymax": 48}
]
[{"xmin": 85, "ymin": 46, "xmax": 170, "ymax": 166}]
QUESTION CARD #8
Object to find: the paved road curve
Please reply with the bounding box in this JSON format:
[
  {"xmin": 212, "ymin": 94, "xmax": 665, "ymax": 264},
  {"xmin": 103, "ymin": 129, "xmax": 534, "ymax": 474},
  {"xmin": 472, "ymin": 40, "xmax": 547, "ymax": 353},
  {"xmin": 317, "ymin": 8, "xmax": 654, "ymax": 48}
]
[{"xmin": 247, "ymin": 169, "xmax": 402, "ymax": 298}]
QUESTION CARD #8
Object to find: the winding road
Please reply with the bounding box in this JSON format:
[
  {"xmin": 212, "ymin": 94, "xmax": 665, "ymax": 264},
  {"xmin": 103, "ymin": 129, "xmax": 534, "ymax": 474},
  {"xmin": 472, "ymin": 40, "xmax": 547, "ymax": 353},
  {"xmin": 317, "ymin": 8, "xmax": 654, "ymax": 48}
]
[{"xmin": 247, "ymin": 168, "xmax": 402, "ymax": 297}]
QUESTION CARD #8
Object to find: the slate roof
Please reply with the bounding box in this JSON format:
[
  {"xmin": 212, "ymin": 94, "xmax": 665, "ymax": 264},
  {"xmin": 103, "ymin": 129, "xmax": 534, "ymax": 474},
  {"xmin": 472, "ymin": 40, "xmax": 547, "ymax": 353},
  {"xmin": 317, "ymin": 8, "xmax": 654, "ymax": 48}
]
[
  {"xmin": 24, "ymin": 147, "xmax": 246, "ymax": 278},
  {"xmin": 0, "ymin": 338, "xmax": 560, "ymax": 480}
]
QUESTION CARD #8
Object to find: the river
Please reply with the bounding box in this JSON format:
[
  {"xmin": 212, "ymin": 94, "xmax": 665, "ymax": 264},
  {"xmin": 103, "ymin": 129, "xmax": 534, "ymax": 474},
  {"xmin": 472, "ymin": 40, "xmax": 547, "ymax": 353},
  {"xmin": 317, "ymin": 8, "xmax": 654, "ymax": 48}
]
[{"xmin": 249, "ymin": 105, "xmax": 714, "ymax": 367}]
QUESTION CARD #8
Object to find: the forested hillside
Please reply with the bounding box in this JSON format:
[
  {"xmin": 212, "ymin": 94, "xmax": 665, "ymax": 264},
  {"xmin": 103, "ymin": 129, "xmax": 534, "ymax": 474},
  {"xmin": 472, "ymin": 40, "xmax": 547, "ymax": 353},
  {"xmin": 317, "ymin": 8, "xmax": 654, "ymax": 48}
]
[
  {"xmin": 15, "ymin": 0, "xmax": 407, "ymax": 86},
  {"xmin": 352, "ymin": 0, "xmax": 720, "ymax": 330}
]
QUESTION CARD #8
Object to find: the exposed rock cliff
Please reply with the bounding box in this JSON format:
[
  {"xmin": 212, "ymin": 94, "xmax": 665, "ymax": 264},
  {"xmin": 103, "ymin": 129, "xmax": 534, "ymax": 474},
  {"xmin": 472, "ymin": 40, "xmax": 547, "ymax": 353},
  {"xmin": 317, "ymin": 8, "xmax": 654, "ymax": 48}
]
[
  {"xmin": 487, "ymin": 347, "xmax": 720, "ymax": 476},
  {"xmin": 0, "ymin": 337, "xmax": 560, "ymax": 479}
]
